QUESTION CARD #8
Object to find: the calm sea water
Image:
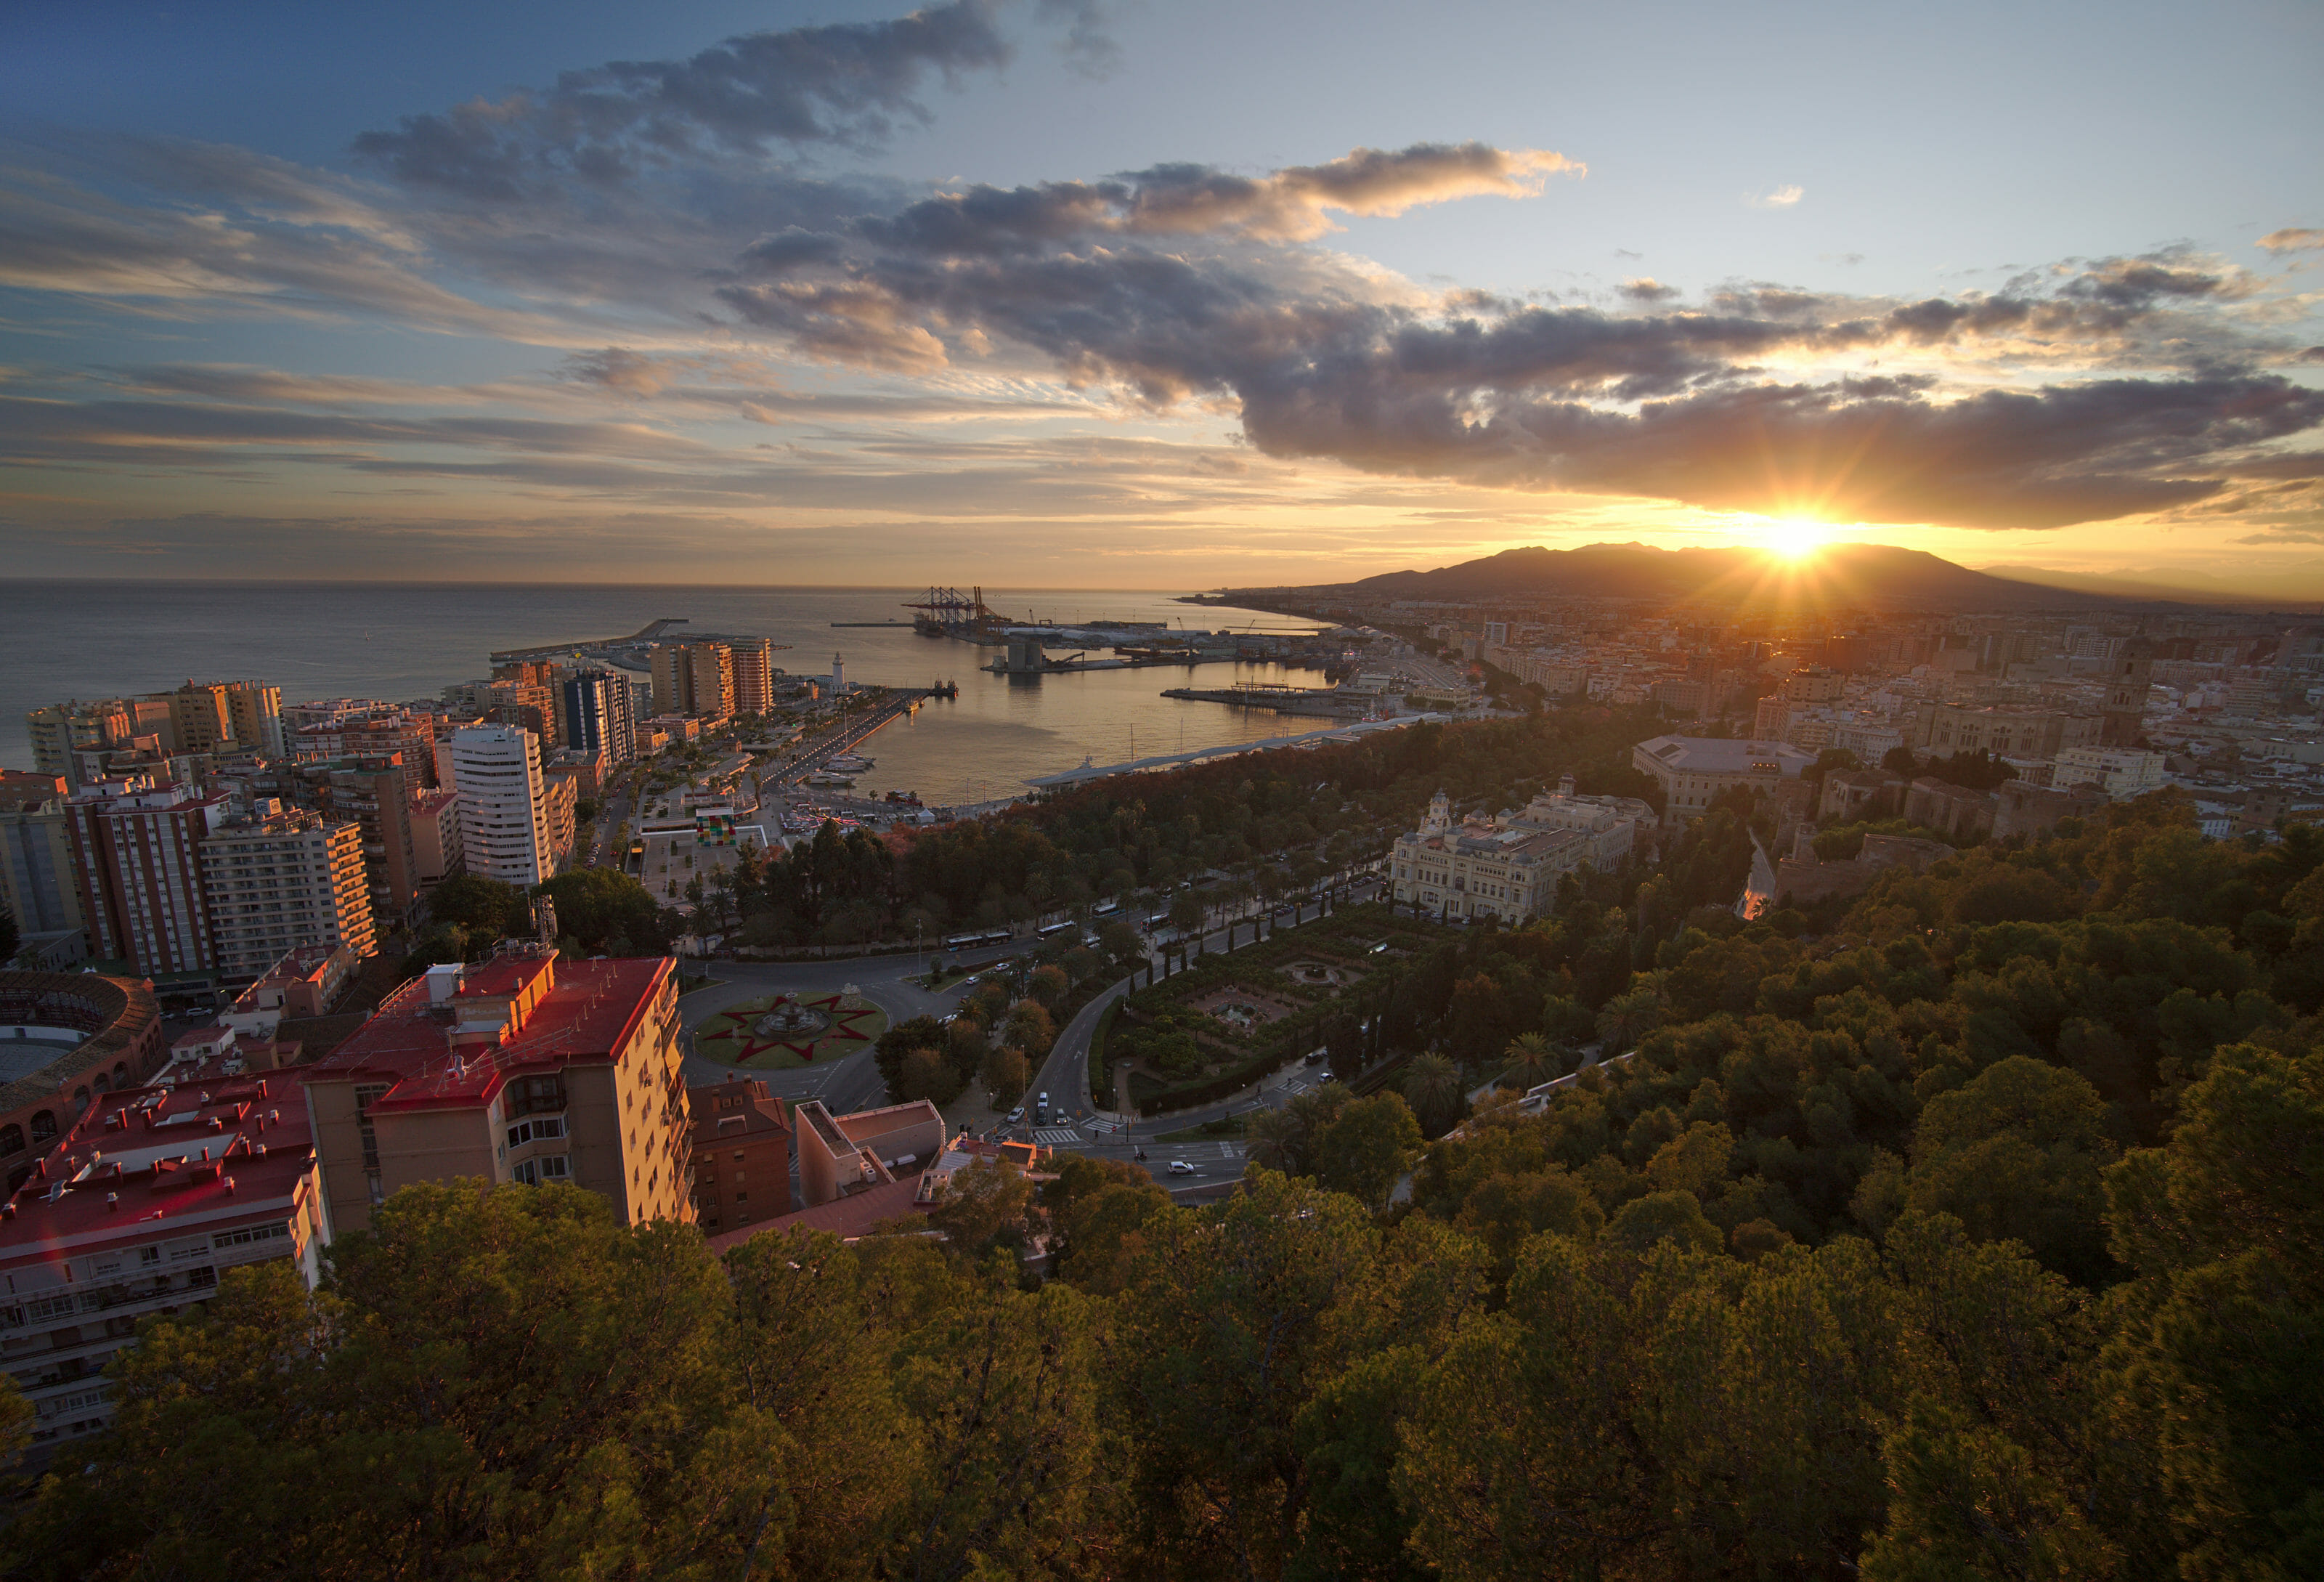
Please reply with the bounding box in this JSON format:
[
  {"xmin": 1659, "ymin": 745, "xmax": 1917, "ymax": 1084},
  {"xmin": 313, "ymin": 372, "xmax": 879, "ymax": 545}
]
[{"xmin": 0, "ymin": 583, "xmax": 1329, "ymax": 805}]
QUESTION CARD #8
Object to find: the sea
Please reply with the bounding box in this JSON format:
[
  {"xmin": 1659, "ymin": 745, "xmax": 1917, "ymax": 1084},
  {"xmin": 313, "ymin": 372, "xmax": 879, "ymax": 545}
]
[{"xmin": 0, "ymin": 583, "xmax": 1336, "ymax": 806}]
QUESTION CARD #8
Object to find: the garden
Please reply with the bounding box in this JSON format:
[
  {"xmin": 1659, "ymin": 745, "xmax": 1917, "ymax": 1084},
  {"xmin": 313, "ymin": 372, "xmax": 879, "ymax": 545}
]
[
  {"xmin": 694, "ymin": 991, "xmax": 888, "ymax": 1069},
  {"xmin": 1108, "ymin": 903, "xmax": 1449, "ymax": 1114}
]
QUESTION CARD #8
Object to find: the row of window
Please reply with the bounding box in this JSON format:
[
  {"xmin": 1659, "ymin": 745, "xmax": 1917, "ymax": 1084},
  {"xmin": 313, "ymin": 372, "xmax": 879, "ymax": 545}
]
[
  {"xmin": 506, "ymin": 1114, "xmax": 566, "ymax": 1150},
  {"xmin": 511, "ymin": 1154, "xmax": 569, "ymax": 1185}
]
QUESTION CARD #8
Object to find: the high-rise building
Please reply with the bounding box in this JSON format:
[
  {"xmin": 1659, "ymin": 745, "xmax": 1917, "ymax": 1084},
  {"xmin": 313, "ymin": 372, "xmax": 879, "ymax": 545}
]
[
  {"xmin": 447, "ymin": 726, "xmax": 553, "ymax": 887},
  {"xmin": 301, "ymin": 949, "xmax": 691, "ymax": 1236},
  {"xmin": 24, "ymin": 701, "xmax": 169, "ymax": 789},
  {"xmin": 651, "ymin": 643, "xmax": 735, "ymax": 720},
  {"xmin": 61, "ymin": 779, "xmax": 232, "ymax": 974},
  {"xmin": 200, "ymin": 807, "xmax": 377, "ymax": 980},
  {"xmin": 409, "ymin": 789, "xmax": 463, "ymax": 893},
  {"xmin": 164, "ymin": 681, "xmax": 283, "ymax": 758},
  {"xmin": 301, "ymin": 757, "xmax": 420, "ymax": 933},
  {"xmin": 730, "ymin": 639, "xmax": 776, "ymax": 718},
  {"xmin": 0, "ymin": 775, "xmax": 82, "ymax": 945},
  {"xmin": 561, "ymin": 669, "xmax": 637, "ymax": 765}
]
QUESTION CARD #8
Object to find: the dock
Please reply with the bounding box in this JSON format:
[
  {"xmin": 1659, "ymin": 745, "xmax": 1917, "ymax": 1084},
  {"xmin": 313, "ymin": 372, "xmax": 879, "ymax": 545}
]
[
  {"xmin": 1160, "ymin": 683, "xmax": 1366, "ymax": 718},
  {"xmin": 1024, "ymin": 715, "xmax": 1445, "ymax": 790}
]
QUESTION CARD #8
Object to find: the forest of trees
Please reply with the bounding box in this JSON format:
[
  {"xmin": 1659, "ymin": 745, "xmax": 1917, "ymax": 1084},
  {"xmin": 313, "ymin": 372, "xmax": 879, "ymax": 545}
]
[{"xmin": 4, "ymin": 790, "xmax": 2315, "ymax": 1579}]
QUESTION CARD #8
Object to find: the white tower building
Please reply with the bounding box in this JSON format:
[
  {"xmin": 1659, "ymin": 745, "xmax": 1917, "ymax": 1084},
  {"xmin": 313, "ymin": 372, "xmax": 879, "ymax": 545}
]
[
  {"xmin": 831, "ymin": 652, "xmax": 844, "ymax": 694},
  {"xmin": 448, "ymin": 726, "xmax": 553, "ymax": 888}
]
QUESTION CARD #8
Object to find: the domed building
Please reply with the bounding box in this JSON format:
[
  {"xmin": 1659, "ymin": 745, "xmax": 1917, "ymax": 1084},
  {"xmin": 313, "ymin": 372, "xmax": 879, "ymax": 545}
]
[{"xmin": 0, "ymin": 973, "xmax": 166, "ymax": 1189}]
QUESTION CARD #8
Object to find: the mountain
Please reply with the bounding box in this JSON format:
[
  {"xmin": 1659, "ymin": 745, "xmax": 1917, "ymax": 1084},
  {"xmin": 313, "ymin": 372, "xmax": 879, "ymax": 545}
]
[
  {"xmin": 1233, "ymin": 541, "xmax": 2115, "ymax": 612},
  {"xmin": 1976, "ymin": 561, "xmax": 2324, "ymax": 607}
]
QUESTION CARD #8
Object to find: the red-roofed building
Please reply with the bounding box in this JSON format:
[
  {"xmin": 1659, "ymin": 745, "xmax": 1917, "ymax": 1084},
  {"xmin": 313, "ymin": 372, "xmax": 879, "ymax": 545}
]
[
  {"xmin": 301, "ymin": 946, "xmax": 691, "ymax": 1239},
  {"xmin": 688, "ymin": 1077, "xmax": 792, "ymax": 1233},
  {"xmin": 0, "ymin": 1069, "xmax": 324, "ymax": 1458}
]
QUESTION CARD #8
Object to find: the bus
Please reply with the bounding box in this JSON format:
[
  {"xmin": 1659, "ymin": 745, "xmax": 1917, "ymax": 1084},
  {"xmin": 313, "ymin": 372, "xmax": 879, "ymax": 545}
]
[
  {"xmin": 943, "ymin": 928, "xmax": 1014, "ymax": 950},
  {"xmin": 1035, "ymin": 921, "xmax": 1077, "ymax": 940},
  {"xmin": 1092, "ymin": 899, "xmax": 1122, "ymax": 918}
]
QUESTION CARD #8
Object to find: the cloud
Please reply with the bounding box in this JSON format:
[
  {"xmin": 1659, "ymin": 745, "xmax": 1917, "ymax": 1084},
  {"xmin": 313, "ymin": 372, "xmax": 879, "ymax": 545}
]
[
  {"xmin": 349, "ymin": 1, "xmax": 1013, "ymax": 198},
  {"xmin": 2256, "ymin": 227, "xmax": 2324, "ymax": 253},
  {"xmin": 1618, "ymin": 277, "xmax": 1679, "ymax": 303},
  {"xmin": 1749, "ymin": 184, "xmax": 1804, "ymax": 208}
]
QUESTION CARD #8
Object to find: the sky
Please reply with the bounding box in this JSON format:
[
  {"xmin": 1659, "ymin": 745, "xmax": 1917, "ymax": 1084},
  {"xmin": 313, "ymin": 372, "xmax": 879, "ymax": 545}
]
[{"xmin": 1, "ymin": 0, "xmax": 2320, "ymax": 591}]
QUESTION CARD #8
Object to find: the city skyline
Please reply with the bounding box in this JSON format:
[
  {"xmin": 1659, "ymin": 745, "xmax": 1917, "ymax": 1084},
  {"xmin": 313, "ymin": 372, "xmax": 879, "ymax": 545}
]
[{"xmin": 3, "ymin": 0, "xmax": 2320, "ymax": 591}]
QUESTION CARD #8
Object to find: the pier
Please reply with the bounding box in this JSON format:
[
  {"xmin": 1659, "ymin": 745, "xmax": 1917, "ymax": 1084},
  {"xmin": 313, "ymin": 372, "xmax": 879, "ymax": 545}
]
[
  {"xmin": 1024, "ymin": 715, "xmax": 1446, "ymax": 790},
  {"xmin": 1160, "ymin": 683, "xmax": 1367, "ymax": 718}
]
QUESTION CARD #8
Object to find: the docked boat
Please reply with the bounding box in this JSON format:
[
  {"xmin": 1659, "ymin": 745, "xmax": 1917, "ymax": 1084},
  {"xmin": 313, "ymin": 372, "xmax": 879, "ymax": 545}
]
[{"xmin": 805, "ymin": 771, "xmax": 856, "ymax": 787}]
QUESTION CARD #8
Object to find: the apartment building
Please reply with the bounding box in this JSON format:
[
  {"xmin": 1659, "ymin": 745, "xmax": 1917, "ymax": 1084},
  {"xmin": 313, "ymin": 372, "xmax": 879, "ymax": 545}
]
[
  {"xmin": 0, "ymin": 1069, "xmax": 325, "ymax": 1459},
  {"xmin": 0, "ymin": 780, "xmax": 84, "ymax": 944},
  {"xmin": 730, "ymin": 639, "xmax": 776, "ymax": 718},
  {"xmin": 164, "ymin": 681, "xmax": 284, "ymax": 758},
  {"xmin": 561, "ymin": 669, "xmax": 637, "ymax": 766},
  {"xmin": 301, "ymin": 756, "xmax": 420, "ymax": 932},
  {"xmin": 651, "ymin": 643, "xmax": 735, "ymax": 721},
  {"xmin": 62, "ymin": 779, "xmax": 232, "ymax": 975},
  {"xmin": 409, "ymin": 789, "xmax": 463, "ymax": 892},
  {"xmin": 301, "ymin": 948, "xmax": 689, "ymax": 1237},
  {"xmin": 447, "ymin": 726, "xmax": 553, "ymax": 886},
  {"xmin": 688, "ymin": 1077, "xmax": 794, "ymax": 1232},
  {"xmin": 198, "ymin": 807, "xmax": 375, "ymax": 981}
]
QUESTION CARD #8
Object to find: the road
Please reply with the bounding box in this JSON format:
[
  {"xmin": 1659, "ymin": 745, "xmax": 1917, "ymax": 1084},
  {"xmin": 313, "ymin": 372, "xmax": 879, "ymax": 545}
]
[{"xmin": 676, "ymin": 866, "xmax": 1391, "ymax": 1196}]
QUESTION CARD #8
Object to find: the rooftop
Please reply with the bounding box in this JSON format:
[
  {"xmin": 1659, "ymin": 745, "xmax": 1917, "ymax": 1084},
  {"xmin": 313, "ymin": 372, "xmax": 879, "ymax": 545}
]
[
  {"xmin": 1637, "ymin": 736, "xmax": 1819, "ymax": 776},
  {"xmin": 0, "ymin": 1070, "xmax": 317, "ymax": 1266},
  {"xmin": 703, "ymin": 1175, "xmax": 926, "ymax": 1254},
  {"xmin": 309, "ymin": 952, "xmax": 671, "ymax": 1114}
]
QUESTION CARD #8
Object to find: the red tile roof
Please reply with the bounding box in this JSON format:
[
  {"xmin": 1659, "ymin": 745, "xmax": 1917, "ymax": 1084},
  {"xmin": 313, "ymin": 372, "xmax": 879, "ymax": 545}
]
[
  {"xmin": 0, "ymin": 1071, "xmax": 318, "ymax": 1266},
  {"xmin": 704, "ymin": 1176, "xmax": 925, "ymax": 1254},
  {"xmin": 309, "ymin": 954, "xmax": 671, "ymax": 1114}
]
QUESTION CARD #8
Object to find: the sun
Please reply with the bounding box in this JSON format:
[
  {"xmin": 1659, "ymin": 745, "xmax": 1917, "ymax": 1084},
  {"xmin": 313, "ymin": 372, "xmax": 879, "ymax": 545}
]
[{"xmin": 1759, "ymin": 517, "xmax": 1829, "ymax": 560}]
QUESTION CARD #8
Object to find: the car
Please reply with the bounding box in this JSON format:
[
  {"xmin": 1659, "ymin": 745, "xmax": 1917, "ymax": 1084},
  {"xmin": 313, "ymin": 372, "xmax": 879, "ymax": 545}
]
[
  {"xmin": 1167, "ymin": 1161, "xmax": 1198, "ymax": 1176},
  {"xmin": 1303, "ymin": 1048, "xmax": 1326, "ymax": 1065},
  {"xmin": 1006, "ymin": 1106, "xmax": 1025, "ymax": 1124},
  {"xmin": 1036, "ymin": 1091, "xmax": 1048, "ymax": 1108},
  {"xmin": 1369, "ymin": 941, "xmax": 1391, "ymax": 954}
]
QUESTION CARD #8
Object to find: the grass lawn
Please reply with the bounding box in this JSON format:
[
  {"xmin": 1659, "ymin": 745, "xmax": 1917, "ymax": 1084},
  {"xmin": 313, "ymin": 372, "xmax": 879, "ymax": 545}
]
[{"xmin": 695, "ymin": 994, "xmax": 888, "ymax": 1070}]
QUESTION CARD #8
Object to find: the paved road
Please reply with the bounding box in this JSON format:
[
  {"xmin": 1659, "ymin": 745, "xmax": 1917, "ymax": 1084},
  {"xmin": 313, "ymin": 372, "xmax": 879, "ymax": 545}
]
[
  {"xmin": 675, "ymin": 867, "xmax": 1391, "ymax": 1197},
  {"xmin": 1017, "ymin": 873, "xmax": 1389, "ymax": 1186}
]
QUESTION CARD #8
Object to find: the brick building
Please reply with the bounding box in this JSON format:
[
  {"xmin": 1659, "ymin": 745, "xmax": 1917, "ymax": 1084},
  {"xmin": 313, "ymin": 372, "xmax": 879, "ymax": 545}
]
[{"xmin": 688, "ymin": 1077, "xmax": 793, "ymax": 1232}]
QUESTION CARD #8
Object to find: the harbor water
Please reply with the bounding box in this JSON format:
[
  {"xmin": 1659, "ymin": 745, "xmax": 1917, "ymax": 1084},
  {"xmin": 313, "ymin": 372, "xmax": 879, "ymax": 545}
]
[{"xmin": 0, "ymin": 583, "xmax": 1338, "ymax": 806}]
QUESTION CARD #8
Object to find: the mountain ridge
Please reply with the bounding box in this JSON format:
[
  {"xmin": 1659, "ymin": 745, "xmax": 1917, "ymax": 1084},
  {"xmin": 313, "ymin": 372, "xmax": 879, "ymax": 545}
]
[{"xmin": 1226, "ymin": 542, "xmax": 2137, "ymax": 611}]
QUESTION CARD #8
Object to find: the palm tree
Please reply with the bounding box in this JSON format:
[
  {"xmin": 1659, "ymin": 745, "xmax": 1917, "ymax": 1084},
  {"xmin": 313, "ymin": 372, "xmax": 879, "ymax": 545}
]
[
  {"xmin": 1503, "ymin": 1032, "xmax": 1556, "ymax": 1090},
  {"xmin": 1595, "ymin": 985, "xmax": 1667, "ymax": 1053},
  {"xmin": 1402, "ymin": 1052, "xmax": 1466, "ymax": 1135}
]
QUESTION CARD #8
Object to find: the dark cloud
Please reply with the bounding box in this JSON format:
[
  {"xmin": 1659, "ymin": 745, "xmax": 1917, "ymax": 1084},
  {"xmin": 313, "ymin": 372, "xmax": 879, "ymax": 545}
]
[{"xmin": 350, "ymin": 1, "xmax": 1012, "ymax": 198}]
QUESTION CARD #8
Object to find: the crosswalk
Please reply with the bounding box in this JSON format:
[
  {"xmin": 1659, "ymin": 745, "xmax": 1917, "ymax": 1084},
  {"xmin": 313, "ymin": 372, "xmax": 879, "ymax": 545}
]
[{"xmin": 1033, "ymin": 1127, "xmax": 1084, "ymax": 1145}]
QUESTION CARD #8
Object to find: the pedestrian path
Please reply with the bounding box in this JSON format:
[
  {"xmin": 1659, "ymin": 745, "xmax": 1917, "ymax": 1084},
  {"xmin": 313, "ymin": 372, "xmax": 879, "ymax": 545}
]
[{"xmin": 1034, "ymin": 1127, "xmax": 1085, "ymax": 1145}]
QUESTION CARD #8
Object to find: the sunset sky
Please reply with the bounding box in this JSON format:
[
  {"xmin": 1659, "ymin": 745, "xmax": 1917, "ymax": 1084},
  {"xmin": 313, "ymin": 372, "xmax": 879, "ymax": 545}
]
[{"xmin": 3, "ymin": 0, "xmax": 2320, "ymax": 589}]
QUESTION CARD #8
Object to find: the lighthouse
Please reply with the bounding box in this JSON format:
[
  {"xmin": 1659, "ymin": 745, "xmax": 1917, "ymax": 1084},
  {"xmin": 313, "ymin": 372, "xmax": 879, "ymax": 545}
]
[{"xmin": 831, "ymin": 652, "xmax": 844, "ymax": 694}]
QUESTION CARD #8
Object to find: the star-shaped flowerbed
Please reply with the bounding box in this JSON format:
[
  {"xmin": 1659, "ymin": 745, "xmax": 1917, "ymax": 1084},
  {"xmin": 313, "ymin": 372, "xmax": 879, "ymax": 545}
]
[{"xmin": 697, "ymin": 994, "xmax": 886, "ymax": 1070}]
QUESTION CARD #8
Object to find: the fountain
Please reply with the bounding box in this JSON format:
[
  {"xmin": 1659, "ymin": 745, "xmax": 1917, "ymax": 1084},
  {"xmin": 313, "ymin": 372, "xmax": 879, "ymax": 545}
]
[{"xmin": 753, "ymin": 995, "xmax": 830, "ymax": 1039}]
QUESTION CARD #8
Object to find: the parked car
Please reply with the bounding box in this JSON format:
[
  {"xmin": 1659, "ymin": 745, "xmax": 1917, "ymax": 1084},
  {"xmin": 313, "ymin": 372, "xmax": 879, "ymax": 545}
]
[{"xmin": 1167, "ymin": 1161, "xmax": 1198, "ymax": 1177}]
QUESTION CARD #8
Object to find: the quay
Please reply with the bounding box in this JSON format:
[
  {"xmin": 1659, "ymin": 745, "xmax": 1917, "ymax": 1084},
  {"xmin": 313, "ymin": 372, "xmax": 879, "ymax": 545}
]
[
  {"xmin": 1160, "ymin": 683, "xmax": 1366, "ymax": 718},
  {"xmin": 1024, "ymin": 715, "xmax": 1447, "ymax": 790}
]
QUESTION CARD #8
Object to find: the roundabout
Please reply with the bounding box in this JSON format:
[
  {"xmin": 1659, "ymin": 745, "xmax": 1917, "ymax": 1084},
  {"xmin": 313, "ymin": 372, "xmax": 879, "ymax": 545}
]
[{"xmin": 695, "ymin": 991, "xmax": 886, "ymax": 1070}]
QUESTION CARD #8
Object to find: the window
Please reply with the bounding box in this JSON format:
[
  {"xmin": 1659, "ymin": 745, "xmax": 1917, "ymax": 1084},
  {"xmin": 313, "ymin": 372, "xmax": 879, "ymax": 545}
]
[
  {"xmin": 29, "ymin": 1112, "xmax": 55, "ymax": 1145},
  {"xmin": 212, "ymin": 1225, "xmax": 289, "ymax": 1251},
  {"xmin": 505, "ymin": 1115, "xmax": 566, "ymax": 1150},
  {"xmin": 537, "ymin": 1154, "xmax": 569, "ymax": 1180},
  {"xmin": 354, "ymin": 1084, "xmax": 386, "ymax": 1173},
  {"xmin": 0, "ymin": 1127, "xmax": 20, "ymax": 1156}
]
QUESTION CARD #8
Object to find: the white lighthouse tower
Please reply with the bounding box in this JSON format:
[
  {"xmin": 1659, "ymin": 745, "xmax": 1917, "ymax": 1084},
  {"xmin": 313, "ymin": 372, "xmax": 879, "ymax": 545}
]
[{"xmin": 831, "ymin": 652, "xmax": 844, "ymax": 694}]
